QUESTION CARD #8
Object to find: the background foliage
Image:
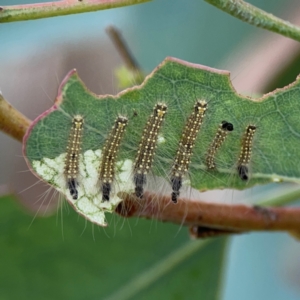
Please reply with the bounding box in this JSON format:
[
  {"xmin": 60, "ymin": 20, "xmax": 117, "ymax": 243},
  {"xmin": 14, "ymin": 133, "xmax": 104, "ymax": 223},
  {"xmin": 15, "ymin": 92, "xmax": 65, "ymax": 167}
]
[{"xmin": 1, "ymin": 0, "xmax": 300, "ymax": 299}]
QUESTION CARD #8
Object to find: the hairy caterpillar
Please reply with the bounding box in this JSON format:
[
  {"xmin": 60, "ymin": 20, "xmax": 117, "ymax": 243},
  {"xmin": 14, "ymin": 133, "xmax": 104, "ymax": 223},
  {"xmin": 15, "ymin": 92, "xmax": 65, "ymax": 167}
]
[
  {"xmin": 170, "ymin": 100, "xmax": 207, "ymax": 203},
  {"xmin": 133, "ymin": 103, "xmax": 167, "ymax": 198},
  {"xmin": 64, "ymin": 115, "xmax": 84, "ymax": 200},
  {"xmin": 99, "ymin": 116, "xmax": 128, "ymax": 201}
]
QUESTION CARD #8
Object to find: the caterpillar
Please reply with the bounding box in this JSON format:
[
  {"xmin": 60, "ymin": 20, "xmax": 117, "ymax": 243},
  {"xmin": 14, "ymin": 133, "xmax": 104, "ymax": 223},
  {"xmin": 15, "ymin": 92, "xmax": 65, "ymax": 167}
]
[
  {"xmin": 133, "ymin": 103, "xmax": 168, "ymax": 198},
  {"xmin": 170, "ymin": 100, "xmax": 207, "ymax": 203},
  {"xmin": 99, "ymin": 116, "xmax": 128, "ymax": 201},
  {"xmin": 64, "ymin": 115, "xmax": 84, "ymax": 200}
]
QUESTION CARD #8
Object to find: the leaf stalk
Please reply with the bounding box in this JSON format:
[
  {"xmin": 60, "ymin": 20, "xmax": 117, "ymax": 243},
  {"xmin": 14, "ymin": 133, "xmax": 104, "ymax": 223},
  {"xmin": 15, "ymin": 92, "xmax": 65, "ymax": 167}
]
[{"xmin": 116, "ymin": 189, "xmax": 300, "ymax": 236}]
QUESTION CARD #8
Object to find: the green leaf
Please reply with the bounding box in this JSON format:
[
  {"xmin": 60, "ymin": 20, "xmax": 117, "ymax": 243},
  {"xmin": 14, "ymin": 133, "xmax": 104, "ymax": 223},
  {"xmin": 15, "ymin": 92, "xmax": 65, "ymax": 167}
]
[
  {"xmin": 24, "ymin": 57, "xmax": 300, "ymax": 226},
  {"xmin": 0, "ymin": 196, "xmax": 227, "ymax": 300}
]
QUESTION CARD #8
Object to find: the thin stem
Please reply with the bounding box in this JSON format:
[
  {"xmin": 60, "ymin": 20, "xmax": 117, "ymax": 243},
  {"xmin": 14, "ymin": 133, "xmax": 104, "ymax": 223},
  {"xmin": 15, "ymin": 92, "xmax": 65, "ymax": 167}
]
[
  {"xmin": 0, "ymin": 93, "xmax": 31, "ymax": 142},
  {"xmin": 205, "ymin": 0, "xmax": 300, "ymax": 42},
  {"xmin": 258, "ymin": 188, "xmax": 300, "ymax": 207},
  {"xmin": 0, "ymin": 0, "xmax": 150, "ymax": 23},
  {"xmin": 106, "ymin": 25, "xmax": 141, "ymax": 72},
  {"xmin": 106, "ymin": 25, "xmax": 145, "ymax": 86},
  {"xmin": 116, "ymin": 190, "xmax": 300, "ymax": 234},
  {"xmin": 104, "ymin": 239, "xmax": 211, "ymax": 300}
]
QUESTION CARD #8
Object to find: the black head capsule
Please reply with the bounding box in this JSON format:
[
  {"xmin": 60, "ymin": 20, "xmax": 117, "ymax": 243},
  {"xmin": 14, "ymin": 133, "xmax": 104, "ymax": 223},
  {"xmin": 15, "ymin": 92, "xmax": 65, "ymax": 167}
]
[
  {"xmin": 237, "ymin": 165, "xmax": 249, "ymax": 181},
  {"xmin": 134, "ymin": 173, "xmax": 147, "ymax": 198},
  {"xmin": 171, "ymin": 176, "xmax": 182, "ymax": 203},
  {"xmin": 221, "ymin": 121, "xmax": 234, "ymax": 131},
  {"xmin": 102, "ymin": 182, "xmax": 112, "ymax": 201},
  {"xmin": 68, "ymin": 178, "xmax": 78, "ymax": 200}
]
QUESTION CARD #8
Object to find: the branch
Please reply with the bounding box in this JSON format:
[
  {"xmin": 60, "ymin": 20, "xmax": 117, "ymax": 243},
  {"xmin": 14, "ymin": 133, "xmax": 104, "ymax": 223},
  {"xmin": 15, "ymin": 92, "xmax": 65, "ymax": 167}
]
[
  {"xmin": 0, "ymin": 93, "xmax": 31, "ymax": 142},
  {"xmin": 116, "ymin": 189, "xmax": 300, "ymax": 237},
  {"xmin": 106, "ymin": 25, "xmax": 145, "ymax": 87},
  {"xmin": 205, "ymin": 0, "xmax": 300, "ymax": 42},
  {"xmin": 0, "ymin": 0, "xmax": 150, "ymax": 23},
  {"xmin": 106, "ymin": 25, "xmax": 141, "ymax": 72}
]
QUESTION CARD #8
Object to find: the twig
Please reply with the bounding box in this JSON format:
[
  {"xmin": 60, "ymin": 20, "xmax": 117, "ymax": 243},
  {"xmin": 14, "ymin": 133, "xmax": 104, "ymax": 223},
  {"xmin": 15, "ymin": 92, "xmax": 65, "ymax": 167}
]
[
  {"xmin": 106, "ymin": 25, "xmax": 141, "ymax": 72},
  {"xmin": 106, "ymin": 25, "xmax": 145, "ymax": 86},
  {"xmin": 205, "ymin": 0, "xmax": 300, "ymax": 42},
  {"xmin": 0, "ymin": 0, "xmax": 150, "ymax": 23},
  {"xmin": 116, "ymin": 190, "xmax": 300, "ymax": 234},
  {"xmin": 0, "ymin": 93, "xmax": 31, "ymax": 142}
]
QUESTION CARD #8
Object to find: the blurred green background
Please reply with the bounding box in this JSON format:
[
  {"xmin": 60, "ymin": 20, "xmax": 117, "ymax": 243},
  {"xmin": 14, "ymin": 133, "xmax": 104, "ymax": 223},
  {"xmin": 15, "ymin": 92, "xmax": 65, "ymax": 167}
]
[{"xmin": 1, "ymin": 0, "xmax": 300, "ymax": 299}]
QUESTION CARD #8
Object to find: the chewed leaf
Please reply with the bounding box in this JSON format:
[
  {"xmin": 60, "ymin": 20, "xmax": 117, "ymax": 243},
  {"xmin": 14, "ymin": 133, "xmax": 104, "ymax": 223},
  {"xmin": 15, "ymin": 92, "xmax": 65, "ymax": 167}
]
[{"xmin": 23, "ymin": 57, "xmax": 300, "ymax": 226}]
